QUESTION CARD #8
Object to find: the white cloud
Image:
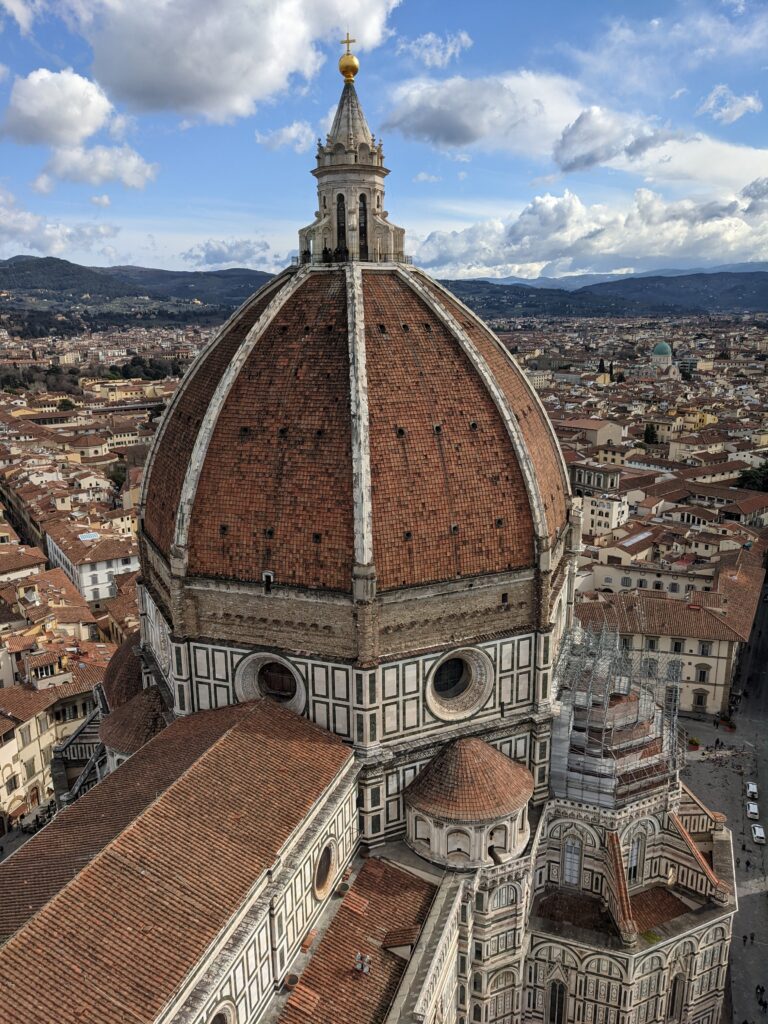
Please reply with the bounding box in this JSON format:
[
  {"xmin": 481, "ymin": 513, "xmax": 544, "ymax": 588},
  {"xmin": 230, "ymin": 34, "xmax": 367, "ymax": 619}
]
[
  {"xmin": 0, "ymin": 0, "xmax": 44, "ymax": 33},
  {"xmin": 554, "ymin": 106, "xmax": 674, "ymax": 172},
  {"xmin": 413, "ymin": 171, "xmax": 441, "ymax": 183},
  {"xmin": 697, "ymin": 83, "xmax": 762, "ymax": 124},
  {"xmin": 570, "ymin": 8, "xmax": 768, "ymax": 97},
  {"xmin": 36, "ymin": 144, "xmax": 157, "ymax": 190},
  {"xmin": 0, "ymin": 65, "xmax": 8, "ymax": 83},
  {"xmin": 0, "ymin": 186, "xmax": 119, "ymax": 257},
  {"xmin": 2, "ymin": 68, "xmax": 113, "ymax": 146},
  {"xmin": 396, "ymin": 30, "xmax": 472, "ymax": 68},
  {"xmin": 415, "ymin": 183, "xmax": 768, "ymax": 279},
  {"xmin": 255, "ymin": 120, "xmax": 315, "ymax": 153},
  {"xmin": 457, "ymin": 170, "xmax": 468, "ymax": 181},
  {"xmin": 48, "ymin": 0, "xmax": 400, "ymax": 122},
  {"xmin": 90, "ymin": 193, "xmax": 111, "ymax": 206},
  {"xmin": 385, "ymin": 71, "xmax": 583, "ymax": 155},
  {"xmin": 181, "ymin": 237, "xmax": 272, "ymax": 267}
]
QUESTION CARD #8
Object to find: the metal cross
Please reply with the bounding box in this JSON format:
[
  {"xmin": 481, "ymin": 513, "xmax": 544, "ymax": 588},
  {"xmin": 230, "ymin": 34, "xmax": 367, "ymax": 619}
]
[{"xmin": 340, "ymin": 32, "xmax": 356, "ymax": 53}]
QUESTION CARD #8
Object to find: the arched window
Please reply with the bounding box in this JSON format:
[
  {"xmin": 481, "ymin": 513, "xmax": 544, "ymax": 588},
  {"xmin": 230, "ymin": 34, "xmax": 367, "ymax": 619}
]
[
  {"xmin": 415, "ymin": 817, "xmax": 430, "ymax": 845},
  {"xmin": 563, "ymin": 837, "xmax": 581, "ymax": 886},
  {"xmin": 336, "ymin": 194, "xmax": 347, "ymax": 253},
  {"xmin": 548, "ymin": 981, "xmax": 566, "ymax": 1024},
  {"xmin": 667, "ymin": 974, "xmax": 684, "ymax": 1021},
  {"xmin": 359, "ymin": 194, "xmax": 368, "ymax": 260},
  {"xmin": 628, "ymin": 835, "xmax": 643, "ymax": 885}
]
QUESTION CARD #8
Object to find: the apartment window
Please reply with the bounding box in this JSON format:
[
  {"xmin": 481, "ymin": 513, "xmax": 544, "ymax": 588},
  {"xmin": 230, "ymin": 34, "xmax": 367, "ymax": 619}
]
[
  {"xmin": 672, "ymin": 638, "xmax": 684, "ymax": 654},
  {"xmin": 667, "ymin": 660, "xmax": 682, "ymax": 682},
  {"xmin": 604, "ymin": 576, "xmax": 613, "ymax": 584},
  {"xmin": 638, "ymin": 578, "xmax": 648, "ymax": 588},
  {"xmin": 121, "ymin": 557, "xmax": 132, "ymax": 566},
  {"xmin": 699, "ymin": 642, "xmax": 712, "ymax": 657},
  {"xmin": 23, "ymin": 757, "xmax": 35, "ymax": 781},
  {"xmin": 653, "ymin": 581, "xmax": 663, "ymax": 591},
  {"xmin": 620, "ymin": 636, "xmax": 631, "ymax": 650},
  {"xmin": 563, "ymin": 837, "xmax": 581, "ymax": 886},
  {"xmin": 19, "ymin": 725, "xmax": 30, "ymax": 747},
  {"xmin": 90, "ymin": 574, "xmax": 98, "ymax": 585},
  {"xmin": 6, "ymin": 774, "xmax": 18, "ymax": 794},
  {"xmin": 36, "ymin": 713, "xmax": 47, "ymax": 734},
  {"xmin": 669, "ymin": 582, "xmax": 679, "ymax": 593},
  {"xmin": 66, "ymin": 704, "xmax": 77, "ymax": 721},
  {"xmin": 621, "ymin": 576, "xmax": 632, "ymax": 587},
  {"xmin": 641, "ymin": 658, "xmax": 658, "ymax": 678},
  {"xmin": 646, "ymin": 637, "xmax": 658, "ymax": 652},
  {"xmin": 685, "ymin": 584, "xmax": 695, "ymax": 592},
  {"xmin": 693, "ymin": 689, "xmax": 708, "ymax": 709},
  {"xmin": 696, "ymin": 665, "xmax": 710, "ymax": 685}
]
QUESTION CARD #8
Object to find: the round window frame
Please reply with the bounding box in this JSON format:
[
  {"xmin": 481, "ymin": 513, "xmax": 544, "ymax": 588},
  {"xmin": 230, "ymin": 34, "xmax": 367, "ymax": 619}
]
[
  {"xmin": 425, "ymin": 647, "xmax": 494, "ymax": 723},
  {"xmin": 312, "ymin": 838, "xmax": 337, "ymax": 900},
  {"xmin": 234, "ymin": 652, "xmax": 306, "ymax": 715}
]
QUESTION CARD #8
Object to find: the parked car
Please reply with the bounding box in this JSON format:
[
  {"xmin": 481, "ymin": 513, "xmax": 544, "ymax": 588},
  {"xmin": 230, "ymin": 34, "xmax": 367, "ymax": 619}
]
[
  {"xmin": 747, "ymin": 782, "xmax": 759, "ymax": 800},
  {"xmin": 747, "ymin": 801, "xmax": 760, "ymax": 820},
  {"xmin": 752, "ymin": 824, "xmax": 766, "ymax": 845}
]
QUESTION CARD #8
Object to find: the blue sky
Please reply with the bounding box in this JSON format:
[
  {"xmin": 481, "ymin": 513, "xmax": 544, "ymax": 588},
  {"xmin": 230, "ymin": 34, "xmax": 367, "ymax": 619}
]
[{"xmin": 1, "ymin": 0, "xmax": 767, "ymax": 278}]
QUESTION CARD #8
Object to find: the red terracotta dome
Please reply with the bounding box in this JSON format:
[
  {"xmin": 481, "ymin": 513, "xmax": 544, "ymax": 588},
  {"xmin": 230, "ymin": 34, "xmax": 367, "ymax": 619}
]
[
  {"xmin": 141, "ymin": 263, "xmax": 569, "ymax": 594},
  {"xmin": 405, "ymin": 737, "xmax": 534, "ymax": 822}
]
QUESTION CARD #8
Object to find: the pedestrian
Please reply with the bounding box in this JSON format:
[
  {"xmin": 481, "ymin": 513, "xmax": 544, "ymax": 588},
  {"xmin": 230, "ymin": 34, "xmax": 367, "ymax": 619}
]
[
  {"xmin": 743, "ymin": 842, "xmax": 748, "ymax": 851},
  {"xmin": 745, "ymin": 935, "xmax": 749, "ymax": 945},
  {"xmin": 747, "ymin": 860, "xmax": 752, "ymax": 870},
  {"xmin": 752, "ymin": 933, "xmax": 756, "ymax": 944},
  {"xmin": 737, "ymin": 858, "xmax": 741, "ymax": 867}
]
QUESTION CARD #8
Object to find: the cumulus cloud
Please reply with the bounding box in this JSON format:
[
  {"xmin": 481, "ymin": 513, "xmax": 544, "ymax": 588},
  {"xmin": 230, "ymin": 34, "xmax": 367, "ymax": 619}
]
[
  {"xmin": 396, "ymin": 30, "xmax": 472, "ymax": 68},
  {"xmin": 413, "ymin": 171, "xmax": 441, "ymax": 183},
  {"xmin": 181, "ymin": 237, "xmax": 272, "ymax": 267},
  {"xmin": 554, "ymin": 106, "xmax": 675, "ymax": 172},
  {"xmin": 90, "ymin": 193, "xmax": 111, "ymax": 206},
  {"xmin": 385, "ymin": 71, "xmax": 583, "ymax": 155},
  {"xmin": 697, "ymin": 83, "xmax": 762, "ymax": 123},
  {"xmin": 0, "ymin": 187, "xmax": 119, "ymax": 257},
  {"xmin": 39, "ymin": 0, "xmax": 399, "ymax": 122},
  {"xmin": 35, "ymin": 144, "xmax": 157, "ymax": 190},
  {"xmin": 2, "ymin": 68, "xmax": 113, "ymax": 146},
  {"xmin": 255, "ymin": 120, "xmax": 315, "ymax": 153},
  {"xmin": 415, "ymin": 184, "xmax": 768, "ymax": 279}
]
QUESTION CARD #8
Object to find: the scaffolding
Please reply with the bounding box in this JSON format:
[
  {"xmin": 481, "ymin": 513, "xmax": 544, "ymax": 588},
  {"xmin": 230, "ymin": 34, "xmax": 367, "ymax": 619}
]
[{"xmin": 550, "ymin": 624, "xmax": 682, "ymax": 809}]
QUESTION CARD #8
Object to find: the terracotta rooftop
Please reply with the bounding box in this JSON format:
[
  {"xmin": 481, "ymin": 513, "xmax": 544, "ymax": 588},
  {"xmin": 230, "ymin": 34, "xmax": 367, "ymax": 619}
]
[
  {"xmin": 99, "ymin": 683, "xmax": 168, "ymax": 754},
  {"xmin": 278, "ymin": 858, "xmax": 436, "ymax": 1024},
  {"xmin": 143, "ymin": 265, "xmax": 568, "ymax": 593},
  {"xmin": 0, "ymin": 699, "xmax": 352, "ymax": 1024},
  {"xmin": 405, "ymin": 737, "xmax": 534, "ymax": 823},
  {"xmin": 630, "ymin": 886, "xmax": 690, "ymax": 932},
  {"xmin": 101, "ymin": 630, "xmax": 143, "ymax": 710}
]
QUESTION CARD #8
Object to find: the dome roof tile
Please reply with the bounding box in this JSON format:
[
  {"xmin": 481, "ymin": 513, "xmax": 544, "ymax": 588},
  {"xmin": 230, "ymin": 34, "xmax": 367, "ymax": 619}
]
[{"xmin": 406, "ymin": 737, "xmax": 534, "ymax": 822}]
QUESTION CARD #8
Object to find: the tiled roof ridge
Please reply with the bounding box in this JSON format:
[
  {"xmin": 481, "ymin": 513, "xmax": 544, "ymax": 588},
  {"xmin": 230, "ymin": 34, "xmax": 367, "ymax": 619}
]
[
  {"xmin": 679, "ymin": 782, "xmax": 727, "ymax": 825},
  {"xmin": 0, "ymin": 702, "xmax": 263, "ymax": 948},
  {"xmin": 668, "ymin": 810, "xmax": 728, "ymax": 894},
  {"xmin": 606, "ymin": 831, "xmax": 637, "ymax": 936}
]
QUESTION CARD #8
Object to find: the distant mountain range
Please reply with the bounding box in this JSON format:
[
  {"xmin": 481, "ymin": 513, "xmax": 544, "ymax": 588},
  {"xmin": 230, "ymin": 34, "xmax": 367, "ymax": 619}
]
[
  {"xmin": 484, "ymin": 262, "xmax": 768, "ymax": 291},
  {"xmin": 0, "ymin": 255, "xmax": 272, "ymax": 306},
  {"xmin": 2, "ymin": 256, "xmax": 768, "ymax": 328}
]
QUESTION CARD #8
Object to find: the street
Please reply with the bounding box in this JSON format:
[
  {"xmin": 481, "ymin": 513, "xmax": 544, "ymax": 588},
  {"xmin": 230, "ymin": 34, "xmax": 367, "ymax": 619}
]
[{"xmin": 682, "ymin": 586, "xmax": 768, "ymax": 1024}]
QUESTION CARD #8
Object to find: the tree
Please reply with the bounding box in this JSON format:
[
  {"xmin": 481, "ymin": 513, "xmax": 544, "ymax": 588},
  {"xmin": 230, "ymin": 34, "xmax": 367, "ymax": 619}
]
[
  {"xmin": 108, "ymin": 462, "xmax": 127, "ymax": 489},
  {"xmin": 737, "ymin": 466, "xmax": 768, "ymax": 492},
  {"xmin": 644, "ymin": 423, "xmax": 659, "ymax": 445},
  {"xmin": 58, "ymin": 398, "xmax": 75, "ymax": 411},
  {"xmin": 598, "ymin": 357, "xmax": 606, "ymax": 374}
]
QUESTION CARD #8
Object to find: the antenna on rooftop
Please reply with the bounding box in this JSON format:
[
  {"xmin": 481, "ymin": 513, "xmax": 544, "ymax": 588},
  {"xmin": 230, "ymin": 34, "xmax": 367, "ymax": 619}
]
[{"xmin": 354, "ymin": 952, "xmax": 371, "ymax": 974}]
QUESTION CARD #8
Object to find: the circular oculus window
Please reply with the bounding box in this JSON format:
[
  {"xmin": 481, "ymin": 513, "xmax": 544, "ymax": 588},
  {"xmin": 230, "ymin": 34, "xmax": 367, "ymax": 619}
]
[
  {"xmin": 313, "ymin": 840, "xmax": 336, "ymax": 899},
  {"xmin": 235, "ymin": 653, "xmax": 306, "ymax": 714},
  {"xmin": 426, "ymin": 648, "xmax": 494, "ymax": 722}
]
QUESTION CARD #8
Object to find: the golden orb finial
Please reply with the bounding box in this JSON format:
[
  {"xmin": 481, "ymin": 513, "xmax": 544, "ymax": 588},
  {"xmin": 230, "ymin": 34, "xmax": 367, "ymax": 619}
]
[{"xmin": 339, "ymin": 32, "xmax": 359, "ymax": 81}]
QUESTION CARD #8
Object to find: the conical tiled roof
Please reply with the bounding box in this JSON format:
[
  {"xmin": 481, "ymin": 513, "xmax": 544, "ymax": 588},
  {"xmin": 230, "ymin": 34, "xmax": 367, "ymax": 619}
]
[
  {"xmin": 406, "ymin": 738, "xmax": 534, "ymax": 823},
  {"xmin": 328, "ymin": 80, "xmax": 373, "ymax": 147}
]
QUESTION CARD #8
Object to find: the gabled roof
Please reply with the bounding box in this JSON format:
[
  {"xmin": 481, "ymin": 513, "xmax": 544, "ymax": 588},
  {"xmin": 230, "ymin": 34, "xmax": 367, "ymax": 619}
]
[{"xmin": 0, "ymin": 700, "xmax": 352, "ymax": 1024}]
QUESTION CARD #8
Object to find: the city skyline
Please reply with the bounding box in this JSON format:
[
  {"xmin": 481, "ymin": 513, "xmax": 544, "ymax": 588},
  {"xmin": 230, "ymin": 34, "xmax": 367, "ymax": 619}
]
[{"xmin": 1, "ymin": 0, "xmax": 768, "ymax": 278}]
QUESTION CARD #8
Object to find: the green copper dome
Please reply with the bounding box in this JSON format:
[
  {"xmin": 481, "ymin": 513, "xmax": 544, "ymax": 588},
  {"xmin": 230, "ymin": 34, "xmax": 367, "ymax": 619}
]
[{"xmin": 652, "ymin": 341, "xmax": 672, "ymax": 356}]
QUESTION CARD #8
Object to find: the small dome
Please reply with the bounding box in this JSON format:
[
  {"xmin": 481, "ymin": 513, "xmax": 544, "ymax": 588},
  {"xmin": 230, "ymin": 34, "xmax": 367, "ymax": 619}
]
[
  {"xmin": 652, "ymin": 341, "xmax": 672, "ymax": 356},
  {"xmin": 102, "ymin": 631, "xmax": 142, "ymax": 711},
  {"xmin": 406, "ymin": 738, "xmax": 534, "ymax": 823}
]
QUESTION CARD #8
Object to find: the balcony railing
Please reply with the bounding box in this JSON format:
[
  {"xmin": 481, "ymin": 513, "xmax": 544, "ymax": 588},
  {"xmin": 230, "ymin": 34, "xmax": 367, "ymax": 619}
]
[{"xmin": 291, "ymin": 251, "xmax": 413, "ymax": 267}]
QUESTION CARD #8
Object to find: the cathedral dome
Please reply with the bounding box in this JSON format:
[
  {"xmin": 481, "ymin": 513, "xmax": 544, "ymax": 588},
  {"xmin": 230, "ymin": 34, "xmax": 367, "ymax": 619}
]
[
  {"xmin": 140, "ymin": 263, "xmax": 569, "ymax": 594},
  {"xmin": 652, "ymin": 341, "xmax": 672, "ymax": 356},
  {"xmin": 405, "ymin": 737, "xmax": 534, "ymax": 823}
]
